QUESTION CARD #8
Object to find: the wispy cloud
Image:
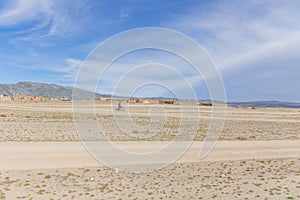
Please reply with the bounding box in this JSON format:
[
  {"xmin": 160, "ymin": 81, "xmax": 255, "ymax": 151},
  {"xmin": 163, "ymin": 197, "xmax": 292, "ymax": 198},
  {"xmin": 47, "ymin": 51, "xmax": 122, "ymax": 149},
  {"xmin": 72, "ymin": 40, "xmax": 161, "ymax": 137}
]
[
  {"xmin": 59, "ymin": 58, "xmax": 83, "ymax": 80},
  {"xmin": 120, "ymin": 8, "xmax": 130, "ymax": 19},
  {"xmin": 1, "ymin": 0, "xmax": 299, "ymax": 101},
  {"xmin": 171, "ymin": 0, "xmax": 300, "ymax": 72},
  {"xmin": 73, "ymin": 47, "xmax": 210, "ymax": 99},
  {"xmin": 0, "ymin": 0, "xmax": 90, "ymax": 39},
  {"xmin": 0, "ymin": 0, "xmax": 53, "ymax": 26}
]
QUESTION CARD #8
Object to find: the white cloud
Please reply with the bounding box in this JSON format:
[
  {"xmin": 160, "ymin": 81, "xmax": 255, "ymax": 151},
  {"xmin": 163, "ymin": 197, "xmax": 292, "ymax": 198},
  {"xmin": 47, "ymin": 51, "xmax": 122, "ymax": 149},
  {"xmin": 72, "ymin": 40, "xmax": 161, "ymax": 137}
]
[
  {"xmin": 0, "ymin": 0, "xmax": 89, "ymax": 38},
  {"xmin": 0, "ymin": 0, "xmax": 53, "ymax": 26},
  {"xmin": 120, "ymin": 9, "xmax": 130, "ymax": 19},
  {"xmin": 59, "ymin": 58, "xmax": 83, "ymax": 80},
  {"xmin": 74, "ymin": 55, "xmax": 210, "ymax": 99},
  {"xmin": 171, "ymin": 0, "xmax": 300, "ymax": 73}
]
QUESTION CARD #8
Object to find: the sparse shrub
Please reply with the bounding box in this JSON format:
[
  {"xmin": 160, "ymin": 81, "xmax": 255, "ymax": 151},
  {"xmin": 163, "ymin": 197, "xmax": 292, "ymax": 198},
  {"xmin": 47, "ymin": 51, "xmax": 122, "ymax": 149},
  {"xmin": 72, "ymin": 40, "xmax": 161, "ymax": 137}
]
[
  {"xmin": 44, "ymin": 175, "xmax": 51, "ymax": 179},
  {"xmin": 0, "ymin": 190, "xmax": 5, "ymax": 200},
  {"xmin": 37, "ymin": 190, "xmax": 46, "ymax": 195}
]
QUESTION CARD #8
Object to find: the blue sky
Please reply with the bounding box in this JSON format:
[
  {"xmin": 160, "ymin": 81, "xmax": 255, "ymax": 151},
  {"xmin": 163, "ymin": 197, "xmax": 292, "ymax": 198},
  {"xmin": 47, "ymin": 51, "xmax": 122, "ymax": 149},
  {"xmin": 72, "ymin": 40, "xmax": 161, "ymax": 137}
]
[{"xmin": 0, "ymin": 0, "xmax": 299, "ymax": 102}]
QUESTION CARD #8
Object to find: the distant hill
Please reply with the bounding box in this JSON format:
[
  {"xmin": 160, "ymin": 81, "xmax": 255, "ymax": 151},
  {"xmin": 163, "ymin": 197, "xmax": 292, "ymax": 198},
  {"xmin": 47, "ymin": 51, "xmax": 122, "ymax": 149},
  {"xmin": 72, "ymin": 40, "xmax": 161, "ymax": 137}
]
[
  {"xmin": 1, "ymin": 82, "xmax": 299, "ymax": 108},
  {"xmin": 228, "ymin": 101, "xmax": 300, "ymax": 108},
  {"xmin": 0, "ymin": 82, "xmax": 98, "ymax": 100}
]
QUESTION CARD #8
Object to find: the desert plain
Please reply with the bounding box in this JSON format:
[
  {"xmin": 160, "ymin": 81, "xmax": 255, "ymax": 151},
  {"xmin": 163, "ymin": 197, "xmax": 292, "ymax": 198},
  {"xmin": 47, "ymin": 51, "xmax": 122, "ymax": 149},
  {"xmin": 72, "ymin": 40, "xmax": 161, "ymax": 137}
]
[{"xmin": 0, "ymin": 101, "xmax": 299, "ymax": 199}]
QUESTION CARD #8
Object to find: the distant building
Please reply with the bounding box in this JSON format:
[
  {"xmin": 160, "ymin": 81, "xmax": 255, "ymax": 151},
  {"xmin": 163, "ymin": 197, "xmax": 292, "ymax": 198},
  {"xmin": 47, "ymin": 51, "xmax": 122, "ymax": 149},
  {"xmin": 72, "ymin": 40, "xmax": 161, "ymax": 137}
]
[
  {"xmin": 59, "ymin": 97, "xmax": 71, "ymax": 101},
  {"xmin": 13, "ymin": 94, "xmax": 32, "ymax": 101},
  {"xmin": 12, "ymin": 94, "xmax": 50, "ymax": 102},
  {"xmin": 32, "ymin": 96, "xmax": 51, "ymax": 102},
  {"xmin": 142, "ymin": 99, "xmax": 160, "ymax": 104},
  {"xmin": 95, "ymin": 97, "xmax": 105, "ymax": 101},
  {"xmin": 95, "ymin": 97, "xmax": 110, "ymax": 101},
  {"xmin": 95, "ymin": 97, "xmax": 181, "ymax": 105},
  {"xmin": 199, "ymin": 102, "xmax": 213, "ymax": 106},
  {"xmin": 159, "ymin": 100, "xmax": 174, "ymax": 104},
  {"xmin": 128, "ymin": 98, "xmax": 141, "ymax": 104},
  {"xmin": 0, "ymin": 95, "xmax": 12, "ymax": 101}
]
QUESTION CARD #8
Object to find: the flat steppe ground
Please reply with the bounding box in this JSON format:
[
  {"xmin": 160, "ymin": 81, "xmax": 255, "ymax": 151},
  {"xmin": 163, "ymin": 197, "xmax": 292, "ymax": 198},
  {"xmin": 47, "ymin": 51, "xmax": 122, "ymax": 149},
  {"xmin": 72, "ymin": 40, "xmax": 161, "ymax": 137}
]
[{"xmin": 0, "ymin": 101, "xmax": 299, "ymax": 199}]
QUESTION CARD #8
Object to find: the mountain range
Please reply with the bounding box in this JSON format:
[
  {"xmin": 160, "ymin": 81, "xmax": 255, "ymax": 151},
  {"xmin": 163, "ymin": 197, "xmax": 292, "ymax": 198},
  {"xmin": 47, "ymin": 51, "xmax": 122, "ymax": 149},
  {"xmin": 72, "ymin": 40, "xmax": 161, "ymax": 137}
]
[
  {"xmin": 0, "ymin": 82, "xmax": 95, "ymax": 100},
  {"xmin": 227, "ymin": 101, "xmax": 300, "ymax": 108},
  {"xmin": 0, "ymin": 82, "xmax": 299, "ymax": 108}
]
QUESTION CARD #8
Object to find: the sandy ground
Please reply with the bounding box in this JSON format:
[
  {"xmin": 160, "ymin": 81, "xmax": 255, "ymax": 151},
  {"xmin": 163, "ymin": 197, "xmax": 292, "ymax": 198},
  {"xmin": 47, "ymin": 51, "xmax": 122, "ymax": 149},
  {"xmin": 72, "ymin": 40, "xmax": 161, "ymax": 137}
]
[
  {"xmin": 0, "ymin": 101, "xmax": 299, "ymax": 199},
  {"xmin": 1, "ymin": 158, "xmax": 299, "ymax": 199},
  {"xmin": 0, "ymin": 102, "xmax": 299, "ymax": 141},
  {"xmin": 0, "ymin": 140, "xmax": 300, "ymax": 171}
]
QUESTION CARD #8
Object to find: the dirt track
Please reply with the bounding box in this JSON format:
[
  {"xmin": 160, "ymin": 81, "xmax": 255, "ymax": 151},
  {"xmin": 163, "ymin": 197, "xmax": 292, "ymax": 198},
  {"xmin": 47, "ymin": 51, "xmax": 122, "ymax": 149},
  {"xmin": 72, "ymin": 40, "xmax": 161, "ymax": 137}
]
[{"xmin": 1, "ymin": 140, "xmax": 299, "ymax": 171}]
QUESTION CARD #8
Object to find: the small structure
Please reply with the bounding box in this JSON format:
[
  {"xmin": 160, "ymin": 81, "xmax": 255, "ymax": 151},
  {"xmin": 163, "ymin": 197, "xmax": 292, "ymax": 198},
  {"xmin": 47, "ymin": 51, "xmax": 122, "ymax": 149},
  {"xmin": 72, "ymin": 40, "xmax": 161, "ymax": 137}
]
[
  {"xmin": 32, "ymin": 96, "xmax": 51, "ymax": 102},
  {"xmin": 200, "ymin": 102, "xmax": 213, "ymax": 106},
  {"xmin": 59, "ymin": 97, "xmax": 71, "ymax": 102},
  {"xmin": 142, "ymin": 99, "xmax": 160, "ymax": 104},
  {"xmin": 12, "ymin": 94, "xmax": 50, "ymax": 102},
  {"xmin": 95, "ymin": 97, "xmax": 108, "ymax": 101},
  {"xmin": 128, "ymin": 98, "xmax": 142, "ymax": 104},
  {"xmin": 13, "ymin": 94, "xmax": 32, "ymax": 101},
  {"xmin": 50, "ymin": 98, "xmax": 59, "ymax": 101},
  {"xmin": 0, "ymin": 95, "xmax": 12, "ymax": 101},
  {"xmin": 159, "ymin": 100, "xmax": 174, "ymax": 104}
]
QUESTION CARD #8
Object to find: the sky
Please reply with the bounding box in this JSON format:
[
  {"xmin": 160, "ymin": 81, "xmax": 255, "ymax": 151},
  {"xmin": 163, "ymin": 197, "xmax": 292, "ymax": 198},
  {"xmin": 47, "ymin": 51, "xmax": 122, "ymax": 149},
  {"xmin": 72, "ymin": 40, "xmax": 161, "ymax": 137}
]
[{"xmin": 0, "ymin": 0, "xmax": 299, "ymax": 102}]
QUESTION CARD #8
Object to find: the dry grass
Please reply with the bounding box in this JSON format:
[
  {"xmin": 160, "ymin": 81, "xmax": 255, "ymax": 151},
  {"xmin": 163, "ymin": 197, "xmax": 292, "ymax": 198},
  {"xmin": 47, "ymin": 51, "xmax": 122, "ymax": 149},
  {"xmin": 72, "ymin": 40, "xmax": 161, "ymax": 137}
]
[
  {"xmin": 0, "ymin": 158, "xmax": 299, "ymax": 199},
  {"xmin": 0, "ymin": 101, "xmax": 299, "ymax": 199},
  {"xmin": 0, "ymin": 102, "xmax": 299, "ymax": 141}
]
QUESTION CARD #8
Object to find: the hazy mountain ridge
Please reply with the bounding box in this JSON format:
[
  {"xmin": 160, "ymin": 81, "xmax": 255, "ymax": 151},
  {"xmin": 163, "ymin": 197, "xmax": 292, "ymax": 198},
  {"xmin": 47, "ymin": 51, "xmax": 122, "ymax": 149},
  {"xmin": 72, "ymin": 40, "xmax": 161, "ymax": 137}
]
[
  {"xmin": 0, "ymin": 82, "xmax": 299, "ymax": 108},
  {"xmin": 228, "ymin": 101, "xmax": 300, "ymax": 108},
  {"xmin": 0, "ymin": 82, "xmax": 92, "ymax": 99}
]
